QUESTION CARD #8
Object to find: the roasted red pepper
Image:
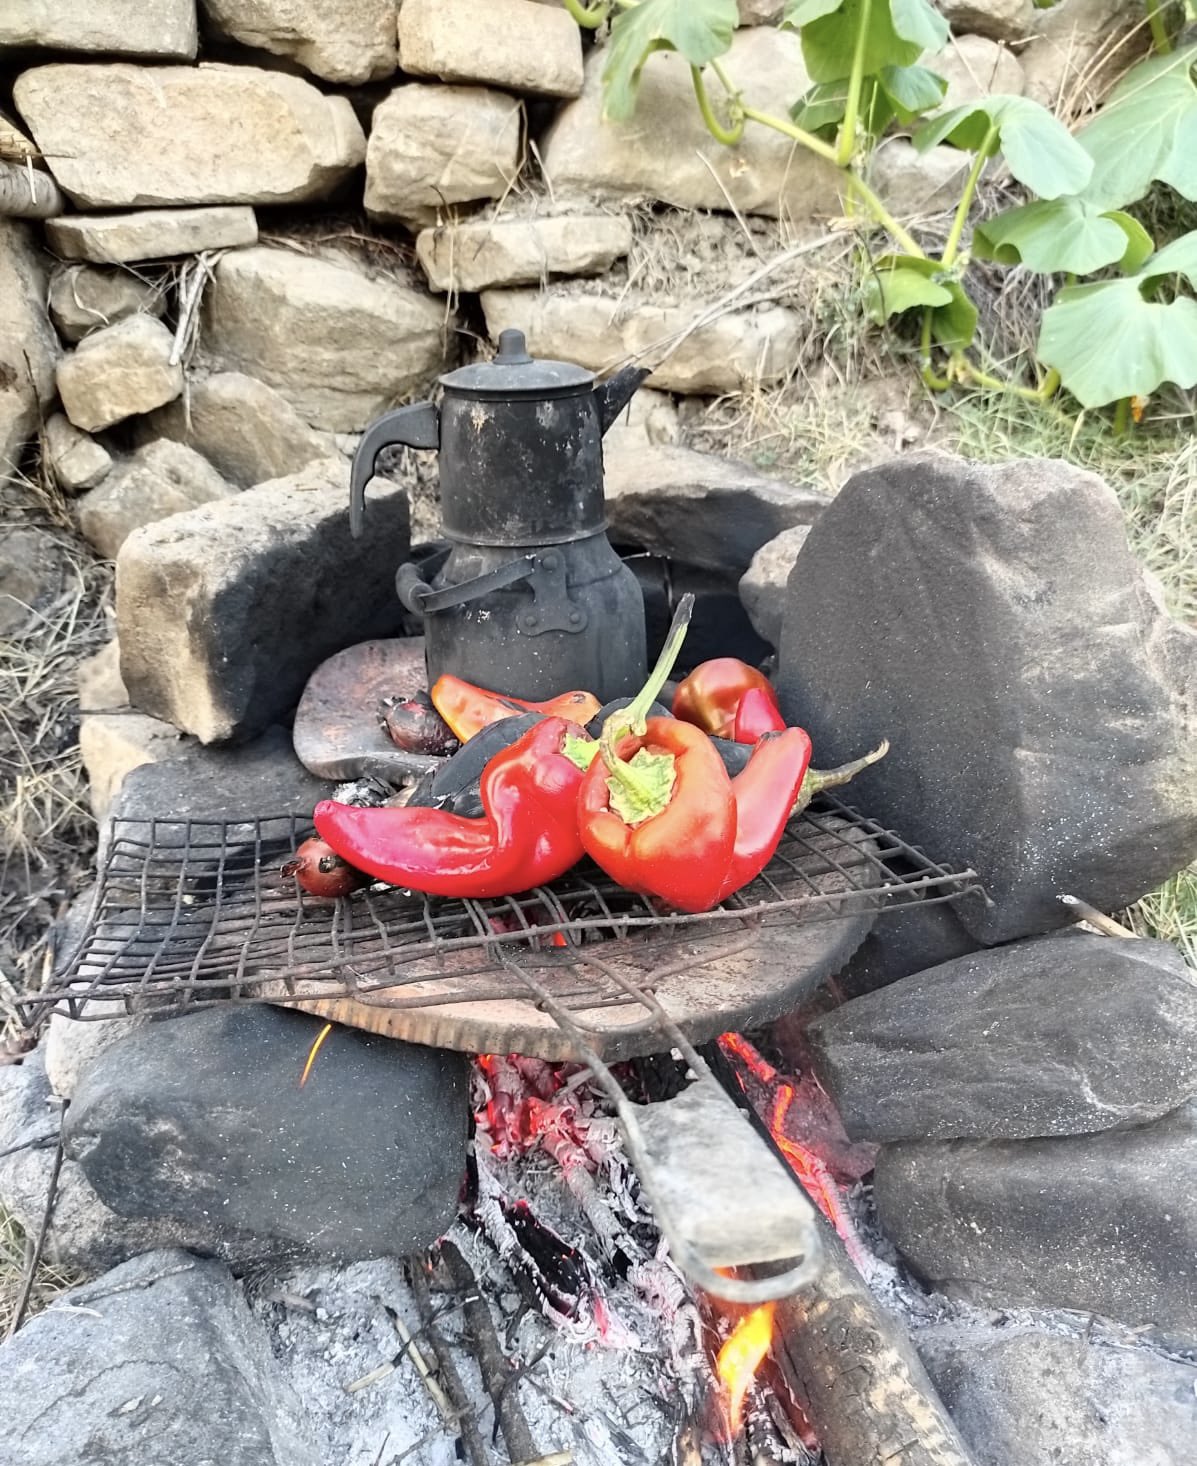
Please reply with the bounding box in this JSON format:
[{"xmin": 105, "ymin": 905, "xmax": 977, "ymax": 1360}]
[
  {"xmin": 672, "ymin": 659, "xmax": 781, "ymax": 741},
  {"xmin": 716, "ymin": 726, "xmax": 812, "ymax": 902},
  {"xmin": 731, "ymin": 685, "xmax": 787, "ymax": 744},
  {"xmin": 430, "ymin": 674, "xmax": 600, "ymax": 744},
  {"xmin": 578, "ymin": 715, "xmax": 737, "ymax": 913},
  {"xmin": 313, "ymin": 716, "xmax": 590, "ymax": 899}
]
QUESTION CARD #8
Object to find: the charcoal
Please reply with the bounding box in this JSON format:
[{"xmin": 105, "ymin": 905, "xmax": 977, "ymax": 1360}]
[
  {"xmin": 808, "ymin": 931, "xmax": 1197, "ymax": 1141},
  {"xmin": 875, "ymin": 1100, "xmax": 1197, "ymax": 1344},
  {"xmin": 0, "ymin": 1249, "xmax": 319, "ymax": 1466},
  {"xmin": 916, "ymin": 1319, "xmax": 1197, "ymax": 1466},
  {"xmin": 776, "ymin": 455, "xmax": 1197, "ymax": 943},
  {"xmin": 65, "ymin": 1006, "xmax": 469, "ymax": 1267}
]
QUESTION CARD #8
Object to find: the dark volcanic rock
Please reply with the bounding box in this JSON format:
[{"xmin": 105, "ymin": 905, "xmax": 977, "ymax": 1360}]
[
  {"xmin": 0, "ymin": 1249, "xmax": 319, "ymax": 1466},
  {"xmin": 875, "ymin": 1102, "xmax": 1197, "ymax": 1342},
  {"xmin": 833, "ymin": 899, "xmax": 985, "ymax": 998},
  {"xmin": 917, "ymin": 1320, "xmax": 1197, "ymax": 1466},
  {"xmin": 775, "ymin": 455, "xmax": 1197, "ymax": 943},
  {"xmin": 66, "ymin": 1006, "xmax": 468, "ymax": 1266},
  {"xmin": 808, "ymin": 932, "xmax": 1197, "ymax": 1141}
]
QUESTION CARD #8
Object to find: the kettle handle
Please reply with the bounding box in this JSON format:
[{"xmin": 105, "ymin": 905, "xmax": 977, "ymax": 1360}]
[{"xmin": 350, "ymin": 401, "xmax": 440, "ymax": 538}]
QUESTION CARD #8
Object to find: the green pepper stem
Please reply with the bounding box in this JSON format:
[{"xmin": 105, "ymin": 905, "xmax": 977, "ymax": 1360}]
[
  {"xmin": 792, "ymin": 739, "xmax": 889, "ymax": 816},
  {"xmin": 600, "ymin": 591, "xmax": 694, "ymax": 784}
]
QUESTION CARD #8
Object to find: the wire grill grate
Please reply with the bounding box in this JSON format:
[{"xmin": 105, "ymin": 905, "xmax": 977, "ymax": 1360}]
[{"xmin": 22, "ymin": 795, "xmax": 985, "ymax": 1039}]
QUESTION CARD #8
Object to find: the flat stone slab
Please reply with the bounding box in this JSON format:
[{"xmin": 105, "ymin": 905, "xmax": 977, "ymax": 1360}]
[
  {"xmin": 416, "ymin": 214, "xmax": 631, "ymax": 293},
  {"xmin": 807, "ymin": 931, "xmax": 1197, "ymax": 1141},
  {"xmin": 46, "ymin": 206, "xmax": 258, "ymax": 263}
]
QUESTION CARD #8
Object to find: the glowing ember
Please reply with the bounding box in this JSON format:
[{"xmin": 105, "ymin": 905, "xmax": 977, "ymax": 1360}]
[
  {"xmin": 299, "ymin": 1021, "xmax": 334, "ymax": 1088},
  {"xmin": 718, "ymin": 1033, "xmax": 875, "ymax": 1275},
  {"xmin": 716, "ymin": 1302, "xmax": 775, "ymax": 1436}
]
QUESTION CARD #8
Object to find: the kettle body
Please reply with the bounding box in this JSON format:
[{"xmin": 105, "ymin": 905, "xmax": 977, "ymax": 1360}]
[{"xmin": 350, "ymin": 329, "xmax": 649, "ymax": 704}]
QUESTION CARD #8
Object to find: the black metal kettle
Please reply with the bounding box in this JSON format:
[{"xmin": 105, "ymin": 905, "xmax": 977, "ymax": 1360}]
[{"xmin": 350, "ymin": 328, "xmax": 649, "ymax": 704}]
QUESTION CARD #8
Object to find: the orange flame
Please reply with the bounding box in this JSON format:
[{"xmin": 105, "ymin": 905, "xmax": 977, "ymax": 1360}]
[
  {"xmin": 716, "ymin": 1302, "xmax": 775, "ymax": 1436},
  {"xmin": 299, "ymin": 1022, "xmax": 334, "ymax": 1088}
]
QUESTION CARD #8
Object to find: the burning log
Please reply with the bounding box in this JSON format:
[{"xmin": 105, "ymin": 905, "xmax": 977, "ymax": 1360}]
[{"xmin": 767, "ymin": 1214, "xmax": 974, "ymax": 1466}]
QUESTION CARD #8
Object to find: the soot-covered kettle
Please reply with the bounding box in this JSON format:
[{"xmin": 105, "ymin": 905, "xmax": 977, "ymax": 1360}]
[{"xmin": 350, "ymin": 328, "xmax": 649, "ymax": 704}]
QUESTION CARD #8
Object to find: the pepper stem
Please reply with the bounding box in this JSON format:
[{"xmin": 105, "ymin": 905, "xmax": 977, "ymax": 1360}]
[
  {"xmin": 792, "ymin": 739, "xmax": 889, "ymax": 816},
  {"xmin": 600, "ymin": 593, "xmax": 694, "ymax": 822}
]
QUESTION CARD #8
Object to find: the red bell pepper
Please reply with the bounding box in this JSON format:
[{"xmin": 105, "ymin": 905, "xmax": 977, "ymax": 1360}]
[
  {"xmin": 578, "ymin": 715, "xmax": 737, "ymax": 913},
  {"xmin": 430, "ymin": 674, "xmax": 600, "ymax": 744},
  {"xmin": 716, "ymin": 727, "xmax": 812, "ymax": 902},
  {"xmin": 313, "ymin": 716, "xmax": 590, "ymax": 899},
  {"xmin": 672, "ymin": 658, "xmax": 781, "ymax": 741}
]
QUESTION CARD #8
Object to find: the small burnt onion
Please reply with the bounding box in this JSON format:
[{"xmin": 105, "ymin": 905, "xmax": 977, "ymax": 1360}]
[
  {"xmin": 380, "ymin": 692, "xmax": 459, "ymax": 757},
  {"xmin": 282, "ymin": 837, "xmax": 368, "ymax": 899}
]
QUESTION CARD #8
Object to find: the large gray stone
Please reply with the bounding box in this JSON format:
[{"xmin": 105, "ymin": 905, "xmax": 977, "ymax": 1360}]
[
  {"xmin": 145, "ymin": 371, "xmax": 334, "ymax": 487},
  {"xmin": 936, "ymin": 0, "xmax": 1036, "ymax": 43},
  {"xmin": 738, "ymin": 524, "xmax": 811, "ymax": 647},
  {"xmin": 775, "ymin": 457, "xmax": 1197, "ymax": 944},
  {"xmin": 0, "ymin": 0, "xmax": 197, "ymax": 57},
  {"xmin": 605, "ymin": 444, "xmax": 828, "ymax": 574},
  {"xmin": 808, "ymin": 932, "xmax": 1197, "ymax": 1141},
  {"xmin": 416, "ymin": 214, "xmax": 632, "ymax": 293},
  {"xmin": 0, "ymin": 1249, "xmax": 319, "ymax": 1466},
  {"xmin": 14, "ymin": 63, "xmax": 365, "ymax": 208},
  {"xmin": 79, "ymin": 709, "xmax": 187, "ymax": 817},
  {"xmin": 202, "ymin": 246, "xmax": 447, "ymax": 432},
  {"xmin": 828, "ymin": 899, "xmax": 985, "ymax": 1000},
  {"xmin": 200, "ymin": 0, "xmax": 397, "ymax": 84},
  {"xmin": 115, "ymin": 460, "xmax": 411, "ymax": 742},
  {"xmin": 364, "ymin": 83, "xmax": 523, "ymax": 223},
  {"xmin": 918, "ymin": 1320, "xmax": 1197, "ymax": 1466},
  {"xmin": 482, "ymin": 287, "xmax": 803, "ymax": 395},
  {"xmin": 542, "ymin": 28, "xmax": 842, "ymax": 220},
  {"xmin": 46, "ymin": 205, "xmax": 258, "ymax": 265},
  {"xmin": 66, "ymin": 1007, "xmax": 469, "ymax": 1265},
  {"xmin": 875, "ymin": 1101, "xmax": 1197, "ymax": 1342},
  {"xmin": 75, "ymin": 438, "xmax": 235, "ymax": 560},
  {"xmin": 869, "ymin": 139, "xmax": 974, "ymax": 215},
  {"xmin": 47, "ymin": 262, "xmax": 166, "ymax": 343},
  {"xmin": 398, "ymin": 0, "xmax": 584, "ymax": 97},
  {"xmin": 924, "ymin": 34, "xmax": 1025, "ymax": 109},
  {"xmin": 56, "ymin": 314, "xmax": 183, "ymax": 433},
  {"xmin": 0, "ymin": 220, "xmax": 58, "ymax": 476}
]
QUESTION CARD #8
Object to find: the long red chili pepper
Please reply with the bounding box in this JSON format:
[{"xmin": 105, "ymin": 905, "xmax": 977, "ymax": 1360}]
[
  {"xmin": 716, "ymin": 726, "xmax": 812, "ymax": 902},
  {"xmin": 430, "ymin": 674, "xmax": 600, "ymax": 743},
  {"xmin": 313, "ymin": 716, "xmax": 590, "ymax": 898}
]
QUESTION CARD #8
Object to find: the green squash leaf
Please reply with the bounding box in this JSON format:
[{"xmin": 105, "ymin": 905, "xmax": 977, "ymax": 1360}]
[
  {"xmin": 1039, "ymin": 282, "xmax": 1197, "ymax": 407},
  {"xmin": 602, "ymin": 0, "xmax": 739, "ymax": 121},
  {"xmin": 799, "ymin": 0, "xmax": 923, "ymax": 83},
  {"xmin": 1076, "ymin": 45, "xmax": 1197, "ymax": 210},
  {"xmin": 878, "ymin": 63, "xmax": 947, "ymax": 122},
  {"xmin": 783, "ymin": 0, "xmax": 844, "ymax": 23},
  {"xmin": 913, "ymin": 95, "xmax": 1093, "ymax": 199},
  {"xmin": 889, "ymin": 0, "xmax": 949, "ymax": 51},
  {"xmin": 1106, "ymin": 212, "xmax": 1155, "ymax": 273},
  {"xmin": 973, "ymin": 197, "xmax": 1149, "ymax": 275},
  {"xmin": 790, "ymin": 79, "xmax": 851, "ymax": 132},
  {"xmin": 1140, "ymin": 228, "xmax": 1197, "ymax": 288},
  {"xmin": 864, "ymin": 255, "xmax": 976, "ymax": 348},
  {"xmin": 865, "ymin": 263, "xmax": 952, "ymax": 322}
]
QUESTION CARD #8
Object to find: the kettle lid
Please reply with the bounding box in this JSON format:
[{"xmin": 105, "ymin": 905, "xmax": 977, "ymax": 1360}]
[{"xmin": 439, "ymin": 328, "xmax": 595, "ymax": 398}]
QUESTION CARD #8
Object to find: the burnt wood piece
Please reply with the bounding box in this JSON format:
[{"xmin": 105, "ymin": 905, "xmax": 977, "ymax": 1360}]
[
  {"xmin": 769, "ymin": 1217, "xmax": 975, "ymax": 1466},
  {"xmin": 292, "ymin": 636, "xmax": 439, "ymax": 782}
]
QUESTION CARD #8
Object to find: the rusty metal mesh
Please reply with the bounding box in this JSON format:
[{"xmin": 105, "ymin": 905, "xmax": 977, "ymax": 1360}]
[{"xmin": 21, "ymin": 796, "xmax": 984, "ymax": 1035}]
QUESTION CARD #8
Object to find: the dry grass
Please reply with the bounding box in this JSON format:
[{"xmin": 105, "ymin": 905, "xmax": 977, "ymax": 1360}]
[
  {"xmin": 0, "ymin": 1202, "xmax": 79, "ymax": 1336},
  {"xmin": 0, "ymin": 465, "xmax": 111, "ymax": 1028}
]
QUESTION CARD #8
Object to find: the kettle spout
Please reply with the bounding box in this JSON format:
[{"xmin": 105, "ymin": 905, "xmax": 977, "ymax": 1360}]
[{"xmin": 595, "ymin": 363, "xmax": 653, "ymax": 436}]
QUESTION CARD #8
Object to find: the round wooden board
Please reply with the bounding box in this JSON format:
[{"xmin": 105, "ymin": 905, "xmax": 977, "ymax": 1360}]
[{"xmin": 271, "ymin": 901, "xmax": 878, "ymax": 1063}]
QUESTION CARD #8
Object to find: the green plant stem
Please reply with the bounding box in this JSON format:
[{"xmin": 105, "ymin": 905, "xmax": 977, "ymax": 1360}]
[
  {"xmin": 736, "ymin": 102, "xmax": 926, "ymax": 257},
  {"xmin": 1145, "ymin": 0, "xmax": 1173, "ymax": 53},
  {"xmin": 601, "ymin": 592, "xmax": 693, "ymax": 754},
  {"xmin": 919, "ymin": 307, "xmax": 950, "ymax": 389},
  {"xmin": 1113, "ymin": 396, "xmax": 1131, "ymax": 434},
  {"xmin": 837, "ymin": 0, "xmax": 873, "ymax": 167},
  {"xmin": 941, "ymin": 125, "xmax": 997, "ymax": 269},
  {"xmin": 561, "ymin": 0, "xmax": 610, "ymax": 26},
  {"xmin": 955, "ymin": 355, "xmax": 1059, "ymax": 402},
  {"xmin": 691, "ymin": 66, "xmax": 745, "ymax": 146}
]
